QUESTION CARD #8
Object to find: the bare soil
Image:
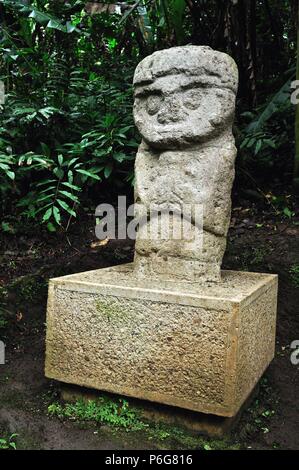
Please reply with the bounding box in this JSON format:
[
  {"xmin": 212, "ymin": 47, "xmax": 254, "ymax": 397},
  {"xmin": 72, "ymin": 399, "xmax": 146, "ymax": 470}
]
[{"xmin": 0, "ymin": 203, "xmax": 298, "ymax": 450}]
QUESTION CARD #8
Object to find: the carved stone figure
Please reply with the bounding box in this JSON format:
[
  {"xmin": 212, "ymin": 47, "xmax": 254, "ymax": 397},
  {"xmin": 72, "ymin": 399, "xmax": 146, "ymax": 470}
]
[
  {"xmin": 45, "ymin": 47, "xmax": 277, "ymax": 422},
  {"xmin": 133, "ymin": 46, "xmax": 238, "ymax": 282}
]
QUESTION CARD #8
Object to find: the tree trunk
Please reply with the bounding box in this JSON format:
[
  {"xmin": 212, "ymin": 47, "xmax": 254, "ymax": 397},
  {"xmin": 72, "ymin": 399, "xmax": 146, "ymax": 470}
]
[{"xmin": 294, "ymin": 0, "xmax": 299, "ymax": 191}]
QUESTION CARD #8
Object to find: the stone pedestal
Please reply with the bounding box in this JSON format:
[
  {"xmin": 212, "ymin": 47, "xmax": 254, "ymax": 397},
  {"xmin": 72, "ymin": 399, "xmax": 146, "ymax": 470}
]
[{"xmin": 45, "ymin": 264, "xmax": 277, "ymax": 418}]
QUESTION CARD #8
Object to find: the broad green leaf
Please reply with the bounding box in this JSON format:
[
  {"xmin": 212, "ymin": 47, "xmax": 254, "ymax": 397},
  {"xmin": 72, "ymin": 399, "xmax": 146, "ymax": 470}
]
[
  {"xmin": 47, "ymin": 19, "xmax": 67, "ymax": 33},
  {"xmin": 76, "ymin": 169, "xmax": 101, "ymax": 180},
  {"xmin": 170, "ymin": 0, "xmax": 186, "ymax": 45},
  {"xmin": 62, "ymin": 181, "xmax": 81, "ymax": 191},
  {"xmin": 0, "ymin": 163, "xmax": 9, "ymax": 170},
  {"xmin": 36, "ymin": 194, "xmax": 54, "ymax": 203},
  {"xmin": 104, "ymin": 163, "xmax": 113, "ymax": 179},
  {"xmin": 58, "ymin": 190, "xmax": 79, "ymax": 203},
  {"xmin": 113, "ymin": 152, "xmax": 127, "ymax": 163},
  {"xmin": 67, "ymin": 158, "xmax": 79, "ymax": 167},
  {"xmin": 7, "ymin": 171, "xmax": 15, "ymax": 180},
  {"xmin": 57, "ymin": 199, "xmax": 76, "ymax": 217},
  {"xmin": 36, "ymin": 179, "xmax": 57, "ymax": 187},
  {"xmin": 53, "ymin": 206, "xmax": 61, "ymax": 225},
  {"xmin": 283, "ymin": 207, "xmax": 293, "ymax": 218},
  {"xmin": 246, "ymin": 78, "xmax": 292, "ymax": 133},
  {"xmin": 13, "ymin": 107, "xmax": 36, "ymax": 115},
  {"xmin": 254, "ymin": 140, "xmax": 262, "ymax": 155},
  {"xmin": 29, "ymin": 10, "xmax": 50, "ymax": 24},
  {"xmin": 68, "ymin": 170, "xmax": 73, "ymax": 184},
  {"xmin": 42, "ymin": 207, "xmax": 53, "ymax": 222},
  {"xmin": 53, "ymin": 167, "xmax": 64, "ymax": 179}
]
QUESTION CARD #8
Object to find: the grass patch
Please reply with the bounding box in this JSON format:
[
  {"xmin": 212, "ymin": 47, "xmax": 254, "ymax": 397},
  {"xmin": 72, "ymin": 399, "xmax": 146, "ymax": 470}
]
[
  {"xmin": 47, "ymin": 396, "xmax": 241, "ymax": 450},
  {"xmin": 147, "ymin": 424, "xmax": 240, "ymax": 450},
  {"xmin": 48, "ymin": 396, "xmax": 147, "ymax": 431}
]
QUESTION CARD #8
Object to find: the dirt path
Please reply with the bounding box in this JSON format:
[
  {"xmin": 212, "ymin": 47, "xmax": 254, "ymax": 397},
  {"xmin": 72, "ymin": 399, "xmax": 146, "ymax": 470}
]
[{"xmin": 0, "ymin": 209, "xmax": 299, "ymax": 450}]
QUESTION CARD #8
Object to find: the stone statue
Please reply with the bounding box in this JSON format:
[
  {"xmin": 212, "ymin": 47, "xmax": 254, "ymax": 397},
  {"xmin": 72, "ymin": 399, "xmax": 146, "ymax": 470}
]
[
  {"xmin": 45, "ymin": 47, "xmax": 277, "ymax": 422},
  {"xmin": 133, "ymin": 46, "xmax": 238, "ymax": 282}
]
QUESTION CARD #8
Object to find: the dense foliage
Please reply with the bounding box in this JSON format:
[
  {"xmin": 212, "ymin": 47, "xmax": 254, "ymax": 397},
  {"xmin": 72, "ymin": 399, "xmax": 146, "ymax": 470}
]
[{"xmin": 0, "ymin": 0, "xmax": 298, "ymax": 230}]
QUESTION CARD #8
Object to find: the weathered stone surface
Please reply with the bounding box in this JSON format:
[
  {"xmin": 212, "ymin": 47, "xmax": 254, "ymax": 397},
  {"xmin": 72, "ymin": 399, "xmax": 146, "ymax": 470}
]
[
  {"xmin": 45, "ymin": 264, "xmax": 277, "ymax": 417},
  {"xmin": 45, "ymin": 46, "xmax": 277, "ymax": 422},
  {"xmin": 133, "ymin": 46, "xmax": 238, "ymax": 282}
]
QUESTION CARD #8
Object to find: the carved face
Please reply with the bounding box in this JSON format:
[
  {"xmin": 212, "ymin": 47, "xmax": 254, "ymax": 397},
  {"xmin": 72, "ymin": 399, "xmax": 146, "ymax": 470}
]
[{"xmin": 133, "ymin": 75, "xmax": 236, "ymax": 149}]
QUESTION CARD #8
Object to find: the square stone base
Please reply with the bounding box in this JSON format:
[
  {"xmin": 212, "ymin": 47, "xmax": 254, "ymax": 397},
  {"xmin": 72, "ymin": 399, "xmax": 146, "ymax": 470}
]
[{"xmin": 45, "ymin": 264, "xmax": 277, "ymax": 418}]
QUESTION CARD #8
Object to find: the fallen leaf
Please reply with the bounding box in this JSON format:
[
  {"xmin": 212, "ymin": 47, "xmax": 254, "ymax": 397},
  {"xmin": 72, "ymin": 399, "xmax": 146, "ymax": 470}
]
[
  {"xmin": 16, "ymin": 312, "xmax": 23, "ymax": 322},
  {"xmin": 90, "ymin": 238, "xmax": 109, "ymax": 248}
]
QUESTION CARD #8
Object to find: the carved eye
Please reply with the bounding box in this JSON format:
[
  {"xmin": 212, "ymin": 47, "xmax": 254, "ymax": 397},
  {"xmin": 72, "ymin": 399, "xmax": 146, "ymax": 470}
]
[
  {"xmin": 146, "ymin": 95, "xmax": 163, "ymax": 115},
  {"xmin": 183, "ymin": 90, "xmax": 202, "ymax": 110}
]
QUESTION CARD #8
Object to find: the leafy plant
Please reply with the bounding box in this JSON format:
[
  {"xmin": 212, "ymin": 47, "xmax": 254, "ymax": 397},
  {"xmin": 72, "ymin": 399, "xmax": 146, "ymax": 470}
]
[
  {"xmin": 1, "ymin": 66, "xmax": 138, "ymax": 229},
  {"xmin": 239, "ymin": 74, "xmax": 295, "ymax": 174},
  {"xmin": 1, "ymin": 0, "xmax": 299, "ymax": 231},
  {"xmin": 0, "ymin": 433, "xmax": 18, "ymax": 450},
  {"xmin": 265, "ymin": 193, "xmax": 295, "ymax": 218},
  {"xmin": 48, "ymin": 397, "xmax": 146, "ymax": 431},
  {"xmin": 47, "ymin": 397, "xmax": 241, "ymax": 449},
  {"xmin": 0, "ymin": 0, "xmax": 81, "ymax": 34}
]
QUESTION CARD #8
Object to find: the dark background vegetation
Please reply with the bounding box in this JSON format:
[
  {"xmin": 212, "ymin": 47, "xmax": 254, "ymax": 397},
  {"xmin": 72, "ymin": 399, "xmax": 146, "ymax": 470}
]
[
  {"xmin": 0, "ymin": 0, "xmax": 298, "ymax": 232},
  {"xmin": 1, "ymin": 1, "xmax": 299, "ymax": 450}
]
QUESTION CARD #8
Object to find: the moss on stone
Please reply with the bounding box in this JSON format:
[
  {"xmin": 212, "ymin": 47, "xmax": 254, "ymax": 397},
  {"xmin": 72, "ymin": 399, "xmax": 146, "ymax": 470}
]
[{"xmin": 95, "ymin": 298, "xmax": 126, "ymax": 321}]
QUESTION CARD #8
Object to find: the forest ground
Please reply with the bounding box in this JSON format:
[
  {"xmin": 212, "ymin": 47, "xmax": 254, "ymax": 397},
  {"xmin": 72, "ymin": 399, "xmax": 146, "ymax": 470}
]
[{"xmin": 0, "ymin": 201, "xmax": 298, "ymax": 450}]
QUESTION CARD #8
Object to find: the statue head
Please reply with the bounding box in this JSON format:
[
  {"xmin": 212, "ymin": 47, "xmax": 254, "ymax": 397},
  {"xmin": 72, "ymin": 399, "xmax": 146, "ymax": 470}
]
[{"xmin": 133, "ymin": 46, "xmax": 238, "ymax": 149}]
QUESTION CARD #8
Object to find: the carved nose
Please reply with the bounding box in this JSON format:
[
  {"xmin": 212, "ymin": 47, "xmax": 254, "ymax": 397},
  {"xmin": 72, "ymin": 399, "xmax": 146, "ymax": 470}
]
[{"xmin": 157, "ymin": 98, "xmax": 185, "ymax": 124}]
